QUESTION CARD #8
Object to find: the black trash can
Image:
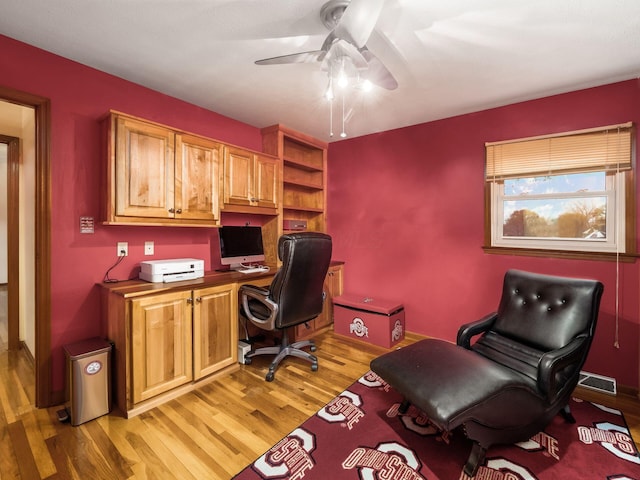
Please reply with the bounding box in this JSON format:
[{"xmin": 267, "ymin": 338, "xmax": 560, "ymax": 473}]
[{"xmin": 63, "ymin": 337, "xmax": 112, "ymax": 426}]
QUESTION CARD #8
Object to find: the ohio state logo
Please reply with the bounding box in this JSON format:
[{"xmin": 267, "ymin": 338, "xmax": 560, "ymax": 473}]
[
  {"xmin": 252, "ymin": 428, "xmax": 316, "ymax": 479},
  {"xmin": 578, "ymin": 421, "xmax": 640, "ymax": 464},
  {"xmin": 516, "ymin": 431, "xmax": 560, "ymax": 460},
  {"xmin": 342, "ymin": 441, "xmax": 425, "ymax": 480},
  {"xmin": 317, "ymin": 390, "xmax": 364, "ymax": 430},
  {"xmin": 386, "ymin": 403, "xmax": 441, "ymax": 437},
  {"xmin": 458, "ymin": 459, "xmax": 538, "ymax": 480},
  {"xmin": 391, "ymin": 320, "xmax": 403, "ymax": 342},
  {"xmin": 350, "ymin": 317, "xmax": 369, "ymax": 337},
  {"xmin": 358, "ymin": 371, "xmax": 391, "ymax": 391}
]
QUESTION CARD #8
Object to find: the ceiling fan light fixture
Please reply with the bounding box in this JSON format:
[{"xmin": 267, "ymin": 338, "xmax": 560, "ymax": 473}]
[
  {"xmin": 325, "ymin": 77, "xmax": 335, "ymax": 101},
  {"xmin": 336, "ymin": 57, "xmax": 349, "ymax": 88}
]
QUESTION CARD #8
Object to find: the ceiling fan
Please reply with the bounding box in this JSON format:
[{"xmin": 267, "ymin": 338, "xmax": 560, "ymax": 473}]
[{"xmin": 255, "ymin": 0, "xmax": 398, "ymax": 91}]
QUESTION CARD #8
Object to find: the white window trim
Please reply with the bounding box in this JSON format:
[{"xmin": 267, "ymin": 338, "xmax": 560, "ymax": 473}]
[{"xmin": 490, "ymin": 172, "xmax": 626, "ymax": 254}]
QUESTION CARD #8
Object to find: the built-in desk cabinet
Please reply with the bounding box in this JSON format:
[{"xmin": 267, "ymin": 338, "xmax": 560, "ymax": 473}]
[
  {"xmin": 295, "ymin": 263, "xmax": 344, "ymax": 340},
  {"xmin": 103, "ymin": 275, "xmax": 254, "ymax": 417},
  {"xmin": 131, "ymin": 290, "xmax": 193, "ymax": 404},
  {"xmin": 192, "ymin": 283, "xmax": 238, "ymax": 379}
]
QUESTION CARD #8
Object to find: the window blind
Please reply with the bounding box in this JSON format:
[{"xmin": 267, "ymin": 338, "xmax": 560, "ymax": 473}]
[{"xmin": 485, "ymin": 122, "xmax": 634, "ymax": 180}]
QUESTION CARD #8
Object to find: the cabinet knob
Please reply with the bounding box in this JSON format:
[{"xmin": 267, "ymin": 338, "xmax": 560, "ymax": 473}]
[
  {"xmin": 195, "ymin": 297, "xmax": 202, "ymax": 303},
  {"xmin": 186, "ymin": 297, "xmax": 193, "ymax": 305},
  {"xmin": 168, "ymin": 208, "xmax": 175, "ymax": 213},
  {"xmin": 176, "ymin": 209, "xmax": 182, "ymax": 214}
]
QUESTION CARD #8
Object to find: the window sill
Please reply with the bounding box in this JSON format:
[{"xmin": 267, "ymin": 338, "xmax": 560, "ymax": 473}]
[{"xmin": 483, "ymin": 246, "xmax": 638, "ymax": 263}]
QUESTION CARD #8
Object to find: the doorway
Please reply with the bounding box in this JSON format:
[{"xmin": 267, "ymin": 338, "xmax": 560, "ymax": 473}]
[{"xmin": 0, "ymin": 87, "xmax": 52, "ymax": 407}]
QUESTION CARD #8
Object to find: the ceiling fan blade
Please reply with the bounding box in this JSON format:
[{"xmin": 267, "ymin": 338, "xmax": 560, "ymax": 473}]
[
  {"xmin": 328, "ymin": 40, "xmax": 368, "ymax": 70},
  {"xmin": 334, "ymin": 0, "xmax": 385, "ymax": 48},
  {"xmin": 255, "ymin": 50, "xmax": 324, "ymax": 65},
  {"xmin": 359, "ymin": 47, "xmax": 398, "ymax": 90}
]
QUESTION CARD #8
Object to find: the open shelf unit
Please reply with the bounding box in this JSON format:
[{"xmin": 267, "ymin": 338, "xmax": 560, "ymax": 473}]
[{"xmin": 261, "ymin": 124, "xmax": 328, "ymax": 235}]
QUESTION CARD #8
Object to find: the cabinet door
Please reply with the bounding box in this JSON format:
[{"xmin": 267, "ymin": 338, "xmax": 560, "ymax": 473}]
[
  {"xmin": 175, "ymin": 134, "xmax": 223, "ymax": 223},
  {"xmin": 254, "ymin": 153, "xmax": 279, "ymax": 210},
  {"xmin": 131, "ymin": 291, "xmax": 193, "ymax": 404},
  {"xmin": 223, "ymin": 146, "xmax": 254, "ymax": 207},
  {"xmin": 315, "ymin": 264, "xmax": 344, "ymax": 328},
  {"xmin": 295, "ymin": 264, "xmax": 344, "ymax": 338},
  {"xmin": 193, "ymin": 284, "xmax": 238, "ymax": 379},
  {"xmin": 115, "ymin": 116, "xmax": 175, "ymax": 218}
]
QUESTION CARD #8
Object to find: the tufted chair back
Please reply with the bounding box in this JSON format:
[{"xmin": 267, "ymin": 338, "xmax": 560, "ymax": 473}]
[
  {"xmin": 494, "ymin": 270, "xmax": 601, "ymax": 350},
  {"xmin": 471, "ymin": 269, "xmax": 603, "ymax": 401}
]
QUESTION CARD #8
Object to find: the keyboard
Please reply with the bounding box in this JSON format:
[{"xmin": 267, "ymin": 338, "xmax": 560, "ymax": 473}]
[{"xmin": 237, "ymin": 267, "xmax": 269, "ymax": 274}]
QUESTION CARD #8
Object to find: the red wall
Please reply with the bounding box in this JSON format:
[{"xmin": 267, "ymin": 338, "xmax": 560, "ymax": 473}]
[
  {"xmin": 327, "ymin": 80, "xmax": 640, "ymax": 390},
  {"xmin": 3, "ymin": 32, "xmax": 640, "ymax": 394},
  {"xmin": 0, "ymin": 35, "xmax": 266, "ymax": 394}
]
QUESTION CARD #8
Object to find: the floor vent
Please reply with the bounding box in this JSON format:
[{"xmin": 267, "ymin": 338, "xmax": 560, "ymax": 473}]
[{"xmin": 578, "ymin": 371, "xmax": 617, "ymax": 395}]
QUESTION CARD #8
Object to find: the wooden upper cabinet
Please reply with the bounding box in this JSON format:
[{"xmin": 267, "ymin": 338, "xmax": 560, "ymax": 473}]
[
  {"xmin": 115, "ymin": 115, "xmax": 176, "ymax": 219},
  {"xmin": 254, "ymin": 153, "xmax": 279, "ymax": 210},
  {"xmin": 223, "ymin": 145, "xmax": 279, "ymax": 214},
  {"xmin": 175, "ymin": 134, "xmax": 223, "ymax": 222},
  {"xmin": 106, "ymin": 112, "xmax": 222, "ymax": 226},
  {"xmin": 223, "ymin": 145, "xmax": 253, "ymax": 207}
]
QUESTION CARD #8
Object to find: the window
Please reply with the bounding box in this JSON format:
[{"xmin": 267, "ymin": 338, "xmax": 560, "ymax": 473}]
[{"xmin": 485, "ymin": 123, "xmax": 635, "ymax": 258}]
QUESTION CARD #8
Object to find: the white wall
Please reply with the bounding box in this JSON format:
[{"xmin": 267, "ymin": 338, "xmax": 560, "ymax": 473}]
[{"xmin": 0, "ymin": 101, "xmax": 36, "ymax": 355}]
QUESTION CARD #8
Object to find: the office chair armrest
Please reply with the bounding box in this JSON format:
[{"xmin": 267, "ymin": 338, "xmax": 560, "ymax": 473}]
[
  {"xmin": 537, "ymin": 335, "xmax": 587, "ymax": 401},
  {"xmin": 456, "ymin": 312, "xmax": 498, "ymax": 349},
  {"xmin": 240, "ymin": 284, "xmax": 279, "ymax": 330},
  {"xmin": 240, "ymin": 284, "xmax": 270, "ymax": 298}
]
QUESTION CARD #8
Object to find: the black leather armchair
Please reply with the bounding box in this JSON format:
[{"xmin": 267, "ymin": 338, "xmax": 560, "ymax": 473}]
[
  {"xmin": 240, "ymin": 232, "xmax": 332, "ymax": 381},
  {"xmin": 370, "ymin": 269, "xmax": 603, "ymax": 477}
]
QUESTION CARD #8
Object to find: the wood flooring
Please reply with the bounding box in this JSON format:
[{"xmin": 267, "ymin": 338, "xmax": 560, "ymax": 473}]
[{"xmin": 0, "ymin": 327, "xmax": 638, "ymax": 479}]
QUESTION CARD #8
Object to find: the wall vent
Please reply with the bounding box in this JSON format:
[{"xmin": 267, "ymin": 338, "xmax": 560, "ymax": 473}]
[{"xmin": 578, "ymin": 371, "xmax": 616, "ymax": 395}]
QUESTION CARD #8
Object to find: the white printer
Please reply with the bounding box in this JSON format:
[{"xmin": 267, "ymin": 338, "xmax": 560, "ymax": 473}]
[{"xmin": 139, "ymin": 258, "xmax": 205, "ymax": 283}]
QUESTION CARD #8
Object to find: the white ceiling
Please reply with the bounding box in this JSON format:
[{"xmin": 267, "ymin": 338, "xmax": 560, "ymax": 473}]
[{"xmin": 2, "ymin": 0, "xmax": 640, "ymax": 142}]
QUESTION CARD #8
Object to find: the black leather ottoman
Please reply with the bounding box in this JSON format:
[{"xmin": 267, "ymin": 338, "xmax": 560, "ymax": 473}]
[{"xmin": 371, "ymin": 338, "xmax": 545, "ymax": 433}]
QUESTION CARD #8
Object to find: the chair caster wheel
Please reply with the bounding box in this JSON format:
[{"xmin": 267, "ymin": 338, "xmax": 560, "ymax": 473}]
[
  {"xmin": 310, "ymin": 345, "xmax": 317, "ymax": 352},
  {"xmin": 311, "ymin": 364, "xmax": 318, "ymax": 372},
  {"xmin": 265, "ymin": 372, "xmax": 275, "ymax": 382}
]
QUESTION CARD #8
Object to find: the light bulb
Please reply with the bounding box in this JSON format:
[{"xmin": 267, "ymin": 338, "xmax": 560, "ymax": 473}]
[
  {"xmin": 324, "ymin": 78, "xmax": 334, "ymax": 101},
  {"xmin": 362, "ymin": 79, "xmax": 373, "ymax": 92},
  {"xmin": 337, "ymin": 71, "xmax": 348, "ymax": 88}
]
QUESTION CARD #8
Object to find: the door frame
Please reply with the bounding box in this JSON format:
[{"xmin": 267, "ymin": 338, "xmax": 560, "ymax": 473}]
[{"xmin": 0, "ymin": 86, "xmax": 52, "ymax": 407}]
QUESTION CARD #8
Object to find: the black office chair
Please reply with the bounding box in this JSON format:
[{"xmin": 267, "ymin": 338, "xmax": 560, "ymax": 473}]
[
  {"xmin": 371, "ymin": 269, "xmax": 603, "ymax": 477},
  {"xmin": 240, "ymin": 232, "xmax": 332, "ymax": 381}
]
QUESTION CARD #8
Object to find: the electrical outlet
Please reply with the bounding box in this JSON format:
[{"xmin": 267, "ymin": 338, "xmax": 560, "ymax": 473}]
[
  {"xmin": 144, "ymin": 241, "xmax": 154, "ymax": 255},
  {"xmin": 117, "ymin": 242, "xmax": 128, "ymax": 257}
]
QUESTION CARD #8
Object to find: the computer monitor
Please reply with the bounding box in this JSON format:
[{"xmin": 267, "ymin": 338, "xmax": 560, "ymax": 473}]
[{"xmin": 218, "ymin": 225, "xmax": 265, "ymax": 270}]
